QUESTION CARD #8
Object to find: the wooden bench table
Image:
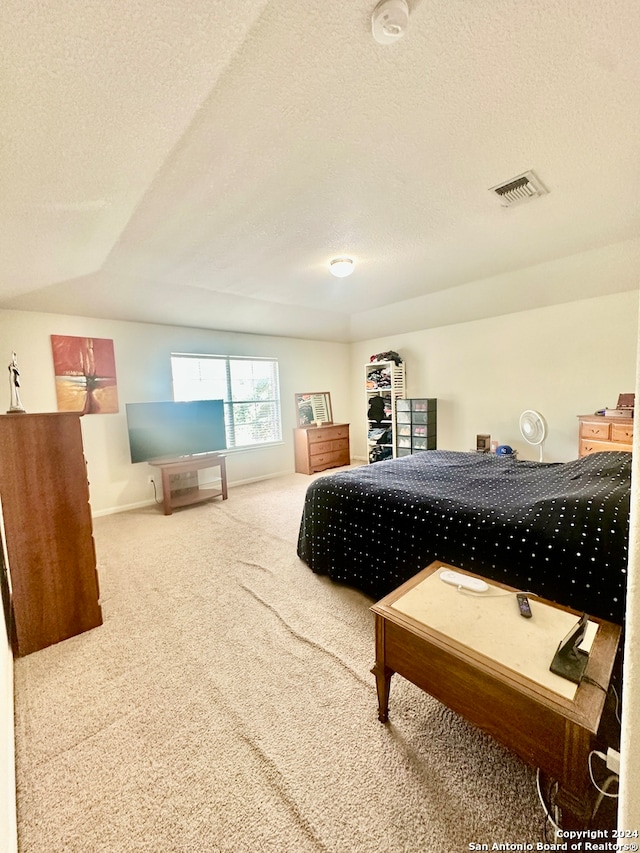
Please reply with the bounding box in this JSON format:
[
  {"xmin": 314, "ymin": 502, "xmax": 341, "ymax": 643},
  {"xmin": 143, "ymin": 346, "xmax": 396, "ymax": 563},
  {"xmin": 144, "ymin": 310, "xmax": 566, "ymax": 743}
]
[
  {"xmin": 149, "ymin": 453, "xmax": 228, "ymax": 515},
  {"xmin": 370, "ymin": 561, "xmax": 621, "ymax": 829}
]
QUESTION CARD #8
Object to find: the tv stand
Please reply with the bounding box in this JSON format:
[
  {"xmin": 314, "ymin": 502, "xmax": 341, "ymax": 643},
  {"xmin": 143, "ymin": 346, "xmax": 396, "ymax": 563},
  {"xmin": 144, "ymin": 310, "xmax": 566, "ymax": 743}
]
[{"xmin": 149, "ymin": 453, "xmax": 228, "ymax": 515}]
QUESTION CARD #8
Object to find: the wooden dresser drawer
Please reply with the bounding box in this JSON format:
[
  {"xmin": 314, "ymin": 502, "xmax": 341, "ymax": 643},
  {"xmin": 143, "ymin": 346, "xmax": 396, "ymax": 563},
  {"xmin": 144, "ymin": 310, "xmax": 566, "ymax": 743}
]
[
  {"xmin": 612, "ymin": 422, "xmax": 633, "ymax": 444},
  {"xmin": 310, "ymin": 440, "xmax": 333, "ymax": 455},
  {"xmin": 307, "ymin": 424, "xmax": 349, "ymax": 444},
  {"xmin": 579, "ymin": 420, "xmax": 611, "ymax": 441},
  {"xmin": 309, "ymin": 449, "xmax": 349, "ymax": 469},
  {"xmin": 580, "ymin": 439, "xmax": 626, "ymax": 457},
  {"xmin": 310, "ymin": 439, "xmax": 349, "ymax": 461}
]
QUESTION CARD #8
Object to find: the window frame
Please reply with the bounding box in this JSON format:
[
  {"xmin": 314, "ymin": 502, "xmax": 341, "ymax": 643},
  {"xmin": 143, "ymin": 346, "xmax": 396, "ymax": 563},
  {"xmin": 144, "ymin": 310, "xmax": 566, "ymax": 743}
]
[{"xmin": 170, "ymin": 353, "xmax": 283, "ymax": 451}]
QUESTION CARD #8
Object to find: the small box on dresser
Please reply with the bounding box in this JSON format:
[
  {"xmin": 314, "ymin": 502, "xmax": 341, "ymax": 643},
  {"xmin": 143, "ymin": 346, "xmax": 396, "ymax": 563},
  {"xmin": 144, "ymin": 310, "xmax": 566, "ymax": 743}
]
[
  {"xmin": 294, "ymin": 423, "xmax": 350, "ymax": 474},
  {"xmin": 577, "ymin": 414, "xmax": 633, "ymax": 457}
]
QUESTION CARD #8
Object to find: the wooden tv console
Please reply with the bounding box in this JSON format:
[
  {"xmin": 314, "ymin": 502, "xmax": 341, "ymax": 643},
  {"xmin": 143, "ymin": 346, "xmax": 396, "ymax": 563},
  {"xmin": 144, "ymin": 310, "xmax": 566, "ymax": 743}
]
[{"xmin": 149, "ymin": 453, "xmax": 227, "ymax": 515}]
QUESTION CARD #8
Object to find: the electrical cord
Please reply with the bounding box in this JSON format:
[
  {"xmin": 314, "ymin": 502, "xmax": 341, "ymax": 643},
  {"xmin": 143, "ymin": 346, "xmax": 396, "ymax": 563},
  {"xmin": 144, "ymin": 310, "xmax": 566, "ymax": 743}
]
[
  {"xmin": 537, "ymin": 755, "xmax": 621, "ymax": 840},
  {"xmin": 456, "ymin": 587, "xmax": 513, "ymax": 597},
  {"xmin": 588, "ymin": 750, "xmax": 619, "ymax": 799},
  {"xmin": 581, "ymin": 674, "xmax": 607, "ymax": 693},
  {"xmin": 536, "ymin": 769, "xmax": 562, "ymax": 840},
  {"xmin": 149, "ymin": 478, "xmax": 162, "ymax": 505},
  {"xmin": 457, "ymin": 588, "xmax": 537, "ymax": 599},
  {"xmin": 611, "ymin": 682, "xmax": 622, "ymax": 725}
]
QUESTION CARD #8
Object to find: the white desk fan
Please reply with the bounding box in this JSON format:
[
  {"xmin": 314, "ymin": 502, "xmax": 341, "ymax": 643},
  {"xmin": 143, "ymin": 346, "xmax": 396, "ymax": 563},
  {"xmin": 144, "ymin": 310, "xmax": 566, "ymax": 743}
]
[{"xmin": 519, "ymin": 410, "xmax": 547, "ymax": 461}]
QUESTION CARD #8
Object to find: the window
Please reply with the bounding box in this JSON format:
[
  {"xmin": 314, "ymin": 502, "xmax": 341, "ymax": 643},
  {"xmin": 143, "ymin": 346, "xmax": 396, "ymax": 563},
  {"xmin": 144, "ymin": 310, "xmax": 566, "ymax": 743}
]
[{"xmin": 171, "ymin": 354, "xmax": 282, "ymax": 449}]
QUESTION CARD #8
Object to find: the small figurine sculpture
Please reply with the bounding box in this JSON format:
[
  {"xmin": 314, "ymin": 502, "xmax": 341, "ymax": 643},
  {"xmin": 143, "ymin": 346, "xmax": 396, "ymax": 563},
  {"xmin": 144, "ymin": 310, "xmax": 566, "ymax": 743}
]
[{"xmin": 7, "ymin": 351, "xmax": 26, "ymax": 413}]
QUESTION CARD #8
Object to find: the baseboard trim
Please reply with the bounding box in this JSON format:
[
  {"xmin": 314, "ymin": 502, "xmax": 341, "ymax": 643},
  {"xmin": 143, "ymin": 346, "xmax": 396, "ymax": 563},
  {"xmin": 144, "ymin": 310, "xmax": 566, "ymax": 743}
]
[{"xmin": 91, "ymin": 469, "xmax": 295, "ymax": 517}]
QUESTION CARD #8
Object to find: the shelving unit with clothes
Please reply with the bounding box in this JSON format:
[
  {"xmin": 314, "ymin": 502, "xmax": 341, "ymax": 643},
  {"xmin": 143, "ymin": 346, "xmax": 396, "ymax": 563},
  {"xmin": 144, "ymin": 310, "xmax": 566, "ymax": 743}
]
[{"xmin": 365, "ymin": 359, "xmax": 406, "ymax": 463}]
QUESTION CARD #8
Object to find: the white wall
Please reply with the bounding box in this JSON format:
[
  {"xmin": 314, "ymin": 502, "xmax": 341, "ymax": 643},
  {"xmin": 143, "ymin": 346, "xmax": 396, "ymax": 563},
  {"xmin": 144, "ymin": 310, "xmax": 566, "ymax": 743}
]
[
  {"xmin": 0, "ymin": 310, "xmax": 351, "ymax": 514},
  {"xmin": 349, "ymin": 291, "xmax": 638, "ymax": 462},
  {"xmin": 0, "ymin": 598, "xmax": 16, "ymax": 853}
]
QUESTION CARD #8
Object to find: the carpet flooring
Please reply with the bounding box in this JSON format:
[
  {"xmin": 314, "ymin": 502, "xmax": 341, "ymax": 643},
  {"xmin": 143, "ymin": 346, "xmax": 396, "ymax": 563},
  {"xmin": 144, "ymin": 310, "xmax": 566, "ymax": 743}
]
[{"xmin": 14, "ymin": 470, "xmax": 545, "ymax": 852}]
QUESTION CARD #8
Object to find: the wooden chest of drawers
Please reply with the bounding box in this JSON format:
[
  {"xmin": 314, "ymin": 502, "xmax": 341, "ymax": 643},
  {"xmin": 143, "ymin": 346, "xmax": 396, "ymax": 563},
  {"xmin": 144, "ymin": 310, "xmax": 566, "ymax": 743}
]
[
  {"xmin": 577, "ymin": 414, "xmax": 633, "ymax": 457},
  {"xmin": 294, "ymin": 423, "xmax": 350, "ymax": 474}
]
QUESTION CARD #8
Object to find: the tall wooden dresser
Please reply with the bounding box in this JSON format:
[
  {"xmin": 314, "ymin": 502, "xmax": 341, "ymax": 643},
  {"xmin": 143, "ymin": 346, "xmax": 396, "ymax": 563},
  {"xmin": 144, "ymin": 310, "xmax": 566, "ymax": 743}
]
[
  {"xmin": 294, "ymin": 423, "xmax": 350, "ymax": 474},
  {"xmin": 577, "ymin": 414, "xmax": 633, "ymax": 457},
  {"xmin": 0, "ymin": 413, "xmax": 103, "ymax": 656}
]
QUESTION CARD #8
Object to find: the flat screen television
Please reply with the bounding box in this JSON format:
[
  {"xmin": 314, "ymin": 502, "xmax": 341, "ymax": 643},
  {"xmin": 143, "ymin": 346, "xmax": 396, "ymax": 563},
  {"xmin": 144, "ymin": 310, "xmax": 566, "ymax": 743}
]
[{"xmin": 125, "ymin": 400, "xmax": 226, "ymax": 463}]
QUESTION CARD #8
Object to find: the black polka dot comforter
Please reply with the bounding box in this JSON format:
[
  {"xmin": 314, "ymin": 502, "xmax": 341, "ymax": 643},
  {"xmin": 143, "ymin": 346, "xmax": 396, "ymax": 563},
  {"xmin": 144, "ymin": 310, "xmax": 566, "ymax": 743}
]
[{"xmin": 297, "ymin": 450, "xmax": 630, "ymax": 624}]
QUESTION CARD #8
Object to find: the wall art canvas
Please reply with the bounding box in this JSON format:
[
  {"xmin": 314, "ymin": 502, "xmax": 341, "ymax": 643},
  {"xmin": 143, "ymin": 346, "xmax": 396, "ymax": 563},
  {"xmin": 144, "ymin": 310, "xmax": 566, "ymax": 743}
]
[{"xmin": 51, "ymin": 335, "xmax": 119, "ymax": 414}]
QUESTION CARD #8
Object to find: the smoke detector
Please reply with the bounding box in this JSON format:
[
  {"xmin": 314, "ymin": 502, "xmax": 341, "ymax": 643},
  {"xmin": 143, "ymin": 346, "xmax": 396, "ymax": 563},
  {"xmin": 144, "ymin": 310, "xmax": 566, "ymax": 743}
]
[
  {"xmin": 371, "ymin": 0, "xmax": 409, "ymax": 45},
  {"xmin": 489, "ymin": 170, "xmax": 548, "ymax": 208}
]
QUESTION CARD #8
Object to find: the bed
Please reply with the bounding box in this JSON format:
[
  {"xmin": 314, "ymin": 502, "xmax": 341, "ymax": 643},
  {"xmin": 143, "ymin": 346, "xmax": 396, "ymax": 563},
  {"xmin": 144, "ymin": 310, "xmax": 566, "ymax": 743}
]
[{"xmin": 297, "ymin": 450, "xmax": 631, "ymax": 624}]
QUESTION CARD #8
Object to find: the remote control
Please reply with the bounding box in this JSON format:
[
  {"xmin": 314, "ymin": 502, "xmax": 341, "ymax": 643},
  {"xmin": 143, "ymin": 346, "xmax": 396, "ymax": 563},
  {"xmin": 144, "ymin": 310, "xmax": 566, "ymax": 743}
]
[
  {"xmin": 439, "ymin": 570, "xmax": 489, "ymax": 593},
  {"xmin": 516, "ymin": 593, "xmax": 532, "ymax": 618}
]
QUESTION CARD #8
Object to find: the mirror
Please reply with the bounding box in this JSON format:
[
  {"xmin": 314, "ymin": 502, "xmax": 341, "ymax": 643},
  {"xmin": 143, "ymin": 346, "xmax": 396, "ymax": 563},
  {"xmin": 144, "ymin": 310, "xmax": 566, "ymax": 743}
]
[{"xmin": 294, "ymin": 392, "xmax": 333, "ymax": 427}]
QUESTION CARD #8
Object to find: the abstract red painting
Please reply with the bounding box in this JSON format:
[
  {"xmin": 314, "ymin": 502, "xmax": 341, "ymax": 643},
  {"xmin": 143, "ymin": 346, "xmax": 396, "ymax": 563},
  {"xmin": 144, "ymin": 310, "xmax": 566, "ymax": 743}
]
[{"xmin": 51, "ymin": 335, "xmax": 119, "ymax": 414}]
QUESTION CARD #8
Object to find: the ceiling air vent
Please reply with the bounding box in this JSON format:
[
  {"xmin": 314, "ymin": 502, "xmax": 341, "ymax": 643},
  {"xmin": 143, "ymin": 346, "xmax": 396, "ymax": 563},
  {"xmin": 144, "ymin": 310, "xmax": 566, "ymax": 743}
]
[{"xmin": 489, "ymin": 170, "xmax": 548, "ymax": 208}]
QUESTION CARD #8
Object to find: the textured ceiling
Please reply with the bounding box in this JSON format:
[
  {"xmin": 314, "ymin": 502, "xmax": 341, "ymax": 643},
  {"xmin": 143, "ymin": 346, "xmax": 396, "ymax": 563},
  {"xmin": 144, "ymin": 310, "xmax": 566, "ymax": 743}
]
[{"xmin": 2, "ymin": 0, "xmax": 639, "ymax": 341}]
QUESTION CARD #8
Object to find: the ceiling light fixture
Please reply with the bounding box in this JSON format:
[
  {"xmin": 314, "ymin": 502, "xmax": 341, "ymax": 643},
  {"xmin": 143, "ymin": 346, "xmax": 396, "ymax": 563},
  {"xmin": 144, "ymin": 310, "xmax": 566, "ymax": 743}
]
[{"xmin": 329, "ymin": 258, "xmax": 355, "ymax": 278}]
